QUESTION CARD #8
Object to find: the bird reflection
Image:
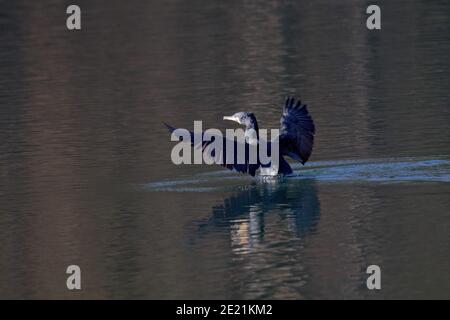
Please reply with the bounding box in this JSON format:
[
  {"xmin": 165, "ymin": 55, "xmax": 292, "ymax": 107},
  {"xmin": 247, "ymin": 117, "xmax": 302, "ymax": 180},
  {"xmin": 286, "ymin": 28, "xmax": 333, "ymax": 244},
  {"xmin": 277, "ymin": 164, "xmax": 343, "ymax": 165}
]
[{"xmin": 194, "ymin": 178, "xmax": 320, "ymax": 255}]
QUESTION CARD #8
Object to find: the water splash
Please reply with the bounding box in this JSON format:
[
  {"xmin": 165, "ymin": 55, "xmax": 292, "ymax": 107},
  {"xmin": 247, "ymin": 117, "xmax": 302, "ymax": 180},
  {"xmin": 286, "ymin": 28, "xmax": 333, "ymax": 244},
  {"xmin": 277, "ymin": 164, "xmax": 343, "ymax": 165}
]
[
  {"xmin": 143, "ymin": 157, "xmax": 450, "ymax": 192},
  {"xmin": 292, "ymin": 158, "xmax": 450, "ymax": 183}
]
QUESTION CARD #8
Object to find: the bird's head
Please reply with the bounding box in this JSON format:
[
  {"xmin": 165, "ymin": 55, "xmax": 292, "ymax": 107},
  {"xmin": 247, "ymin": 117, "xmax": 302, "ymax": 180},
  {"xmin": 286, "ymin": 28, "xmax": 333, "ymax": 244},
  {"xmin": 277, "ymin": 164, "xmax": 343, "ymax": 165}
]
[{"xmin": 223, "ymin": 112, "xmax": 257, "ymax": 128}]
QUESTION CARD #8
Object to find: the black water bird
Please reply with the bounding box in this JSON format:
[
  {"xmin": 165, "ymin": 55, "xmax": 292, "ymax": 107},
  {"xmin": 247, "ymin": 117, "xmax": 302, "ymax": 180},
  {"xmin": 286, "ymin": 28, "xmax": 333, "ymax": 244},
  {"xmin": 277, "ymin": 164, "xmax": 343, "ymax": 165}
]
[{"xmin": 166, "ymin": 96, "xmax": 315, "ymax": 176}]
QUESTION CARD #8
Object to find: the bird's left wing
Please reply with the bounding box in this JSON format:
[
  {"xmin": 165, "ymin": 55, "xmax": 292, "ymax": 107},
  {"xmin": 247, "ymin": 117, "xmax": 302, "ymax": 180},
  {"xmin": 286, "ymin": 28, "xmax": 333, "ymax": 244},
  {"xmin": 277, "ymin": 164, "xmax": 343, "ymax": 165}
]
[
  {"xmin": 165, "ymin": 123, "xmax": 260, "ymax": 176},
  {"xmin": 279, "ymin": 96, "xmax": 315, "ymax": 164}
]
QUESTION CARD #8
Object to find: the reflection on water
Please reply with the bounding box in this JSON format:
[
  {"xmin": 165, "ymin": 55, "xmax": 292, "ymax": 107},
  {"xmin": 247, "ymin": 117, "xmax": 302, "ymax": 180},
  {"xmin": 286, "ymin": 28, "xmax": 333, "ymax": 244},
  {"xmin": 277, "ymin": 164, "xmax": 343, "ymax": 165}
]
[
  {"xmin": 210, "ymin": 181, "xmax": 318, "ymax": 298},
  {"xmin": 194, "ymin": 180, "xmax": 320, "ymax": 254},
  {"xmin": 143, "ymin": 157, "xmax": 450, "ymax": 299},
  {"xmin": 190, "ymin": 180, "xmax": 320, "ymax": 299}
]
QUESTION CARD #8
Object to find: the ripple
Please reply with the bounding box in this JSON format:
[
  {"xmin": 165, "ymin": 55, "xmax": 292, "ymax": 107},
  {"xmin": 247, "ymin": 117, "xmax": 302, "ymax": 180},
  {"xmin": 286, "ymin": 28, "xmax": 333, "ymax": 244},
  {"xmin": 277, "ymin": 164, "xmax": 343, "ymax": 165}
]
[{"xmin": 142, "ymin": 157, "xmax": 450, "ymax": 192}]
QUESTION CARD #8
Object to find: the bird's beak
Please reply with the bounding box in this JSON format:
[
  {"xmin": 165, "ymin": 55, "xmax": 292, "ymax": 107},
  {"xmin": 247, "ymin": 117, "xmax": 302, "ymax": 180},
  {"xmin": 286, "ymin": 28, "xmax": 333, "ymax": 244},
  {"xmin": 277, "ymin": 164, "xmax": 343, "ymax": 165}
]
[{"xmin": 223, "ymin": 115, "xmax": 238, "ymax": 122}]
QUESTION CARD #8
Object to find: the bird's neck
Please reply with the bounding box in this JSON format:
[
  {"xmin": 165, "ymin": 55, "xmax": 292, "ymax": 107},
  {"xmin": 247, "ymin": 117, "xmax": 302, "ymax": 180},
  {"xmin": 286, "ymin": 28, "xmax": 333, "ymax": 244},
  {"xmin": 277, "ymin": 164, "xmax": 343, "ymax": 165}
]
[{"xmin": 245, "ymin": 121, "xmax": 259, "ymax": 144}]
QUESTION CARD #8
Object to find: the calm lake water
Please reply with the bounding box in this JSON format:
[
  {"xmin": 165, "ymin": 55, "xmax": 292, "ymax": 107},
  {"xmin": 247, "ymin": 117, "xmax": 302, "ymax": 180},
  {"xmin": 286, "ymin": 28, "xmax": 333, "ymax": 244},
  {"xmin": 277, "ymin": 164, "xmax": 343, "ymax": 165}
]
[{"xmin": 1, "ymin": 1, "xmax": 449, "ymax": 299}]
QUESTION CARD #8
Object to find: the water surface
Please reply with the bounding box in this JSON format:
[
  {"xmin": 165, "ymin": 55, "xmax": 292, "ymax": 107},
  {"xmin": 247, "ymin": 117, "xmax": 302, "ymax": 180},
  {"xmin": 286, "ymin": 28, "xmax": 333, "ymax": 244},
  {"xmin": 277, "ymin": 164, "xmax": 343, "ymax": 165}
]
[{"xmin": 0, "ymin": 0, "xmax": 449, "ymax": 299}]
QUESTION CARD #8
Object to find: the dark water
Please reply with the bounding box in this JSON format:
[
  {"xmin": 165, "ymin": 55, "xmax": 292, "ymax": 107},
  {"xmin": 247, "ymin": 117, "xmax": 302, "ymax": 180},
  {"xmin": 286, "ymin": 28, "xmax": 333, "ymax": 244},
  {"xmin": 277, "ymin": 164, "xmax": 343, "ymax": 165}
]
[{"xmin": 1, "ymin": 0, "xmax": 449, "ymax": 299}]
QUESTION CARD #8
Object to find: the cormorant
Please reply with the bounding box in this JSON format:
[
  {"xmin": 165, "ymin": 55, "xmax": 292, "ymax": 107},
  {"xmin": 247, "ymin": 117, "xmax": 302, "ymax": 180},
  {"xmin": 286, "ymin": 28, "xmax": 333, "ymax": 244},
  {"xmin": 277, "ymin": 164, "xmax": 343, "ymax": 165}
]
[{"xmin": 166, "ymin": 96, "xmax": 315, "ymax": 176}]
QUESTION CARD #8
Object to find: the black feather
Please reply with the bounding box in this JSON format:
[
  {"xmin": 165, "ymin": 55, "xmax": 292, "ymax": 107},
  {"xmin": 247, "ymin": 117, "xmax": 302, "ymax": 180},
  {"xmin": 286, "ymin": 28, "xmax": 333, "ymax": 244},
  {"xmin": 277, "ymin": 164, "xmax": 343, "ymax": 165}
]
[{"xmin": 279, "ymin": 96, "xmax": 315, "ymax": 164}]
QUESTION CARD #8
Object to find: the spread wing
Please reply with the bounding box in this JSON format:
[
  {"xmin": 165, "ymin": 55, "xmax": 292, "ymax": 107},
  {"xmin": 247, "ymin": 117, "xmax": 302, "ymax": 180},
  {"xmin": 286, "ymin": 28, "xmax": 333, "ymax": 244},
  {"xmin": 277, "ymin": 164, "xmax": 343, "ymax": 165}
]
[
  {"xmin": 279, "ymin": 96, "xmax": 315, "ymax": 164},
  {"xmin": 165, "ymin": 123, "xmax": 261, "ymax": 176}
]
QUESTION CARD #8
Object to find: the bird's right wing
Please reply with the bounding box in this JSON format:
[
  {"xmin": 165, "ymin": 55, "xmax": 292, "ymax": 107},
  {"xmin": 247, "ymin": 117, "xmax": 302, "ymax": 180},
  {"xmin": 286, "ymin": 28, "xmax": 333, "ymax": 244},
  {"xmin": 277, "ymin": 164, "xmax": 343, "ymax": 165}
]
[{"xmin": 279, "ymin": 96, "xmax": 315, "ymax": 164}]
